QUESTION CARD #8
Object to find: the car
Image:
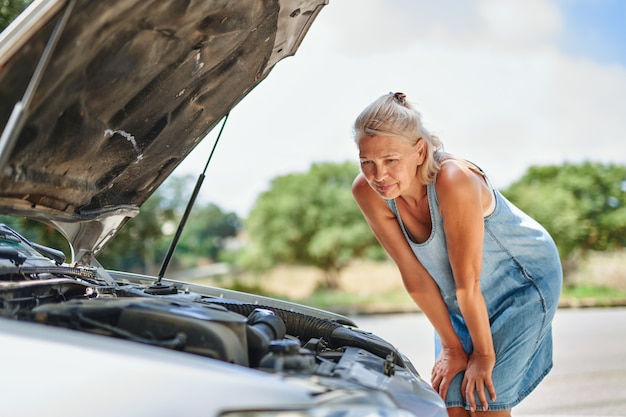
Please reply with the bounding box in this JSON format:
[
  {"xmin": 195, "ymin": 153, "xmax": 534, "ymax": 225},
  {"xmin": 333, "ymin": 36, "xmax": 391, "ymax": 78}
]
[{"xmin": 0, "ymin": 1, "xmax": 447, "ymax": 417}]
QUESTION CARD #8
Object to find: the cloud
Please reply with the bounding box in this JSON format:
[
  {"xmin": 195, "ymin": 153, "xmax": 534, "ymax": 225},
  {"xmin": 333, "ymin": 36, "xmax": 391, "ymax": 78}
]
[
  {"xmin": 174, "ymin": 0, "xmax": 626, "ymax": 216},
  {"xmin": 312, "ymin": 0, "xmax": 480, "ymax": 54},
  {"xmin": 477, "ymin": 0, "xmax": 563, "ymax": 48}
]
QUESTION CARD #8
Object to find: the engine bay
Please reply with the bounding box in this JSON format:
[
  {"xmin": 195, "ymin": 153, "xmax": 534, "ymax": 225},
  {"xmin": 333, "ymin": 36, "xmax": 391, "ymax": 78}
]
[
  {"xmin": 0, "ymin": 221, "xmax": 450, "ymax": 416},
  {"xmin": 0, "ymin": 223, "xmax": 407, "ymax": 378}
]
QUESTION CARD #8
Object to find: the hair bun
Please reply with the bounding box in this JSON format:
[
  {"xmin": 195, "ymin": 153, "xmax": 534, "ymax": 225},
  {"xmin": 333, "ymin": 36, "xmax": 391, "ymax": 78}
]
[{"xmin": 392, "ymin": 92, "xmax": 406, "ymax": 105}]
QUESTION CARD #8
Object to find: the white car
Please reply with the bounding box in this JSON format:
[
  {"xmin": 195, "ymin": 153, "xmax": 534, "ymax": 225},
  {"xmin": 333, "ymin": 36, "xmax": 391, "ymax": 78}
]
[{"xmin": 0, "ymin": 1, "xmax": 447, "ymax": 417}]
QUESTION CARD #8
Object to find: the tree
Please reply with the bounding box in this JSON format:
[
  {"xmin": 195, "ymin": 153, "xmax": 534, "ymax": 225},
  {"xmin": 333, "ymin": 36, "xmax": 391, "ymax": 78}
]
[
  {"xmin": 1, "ymin": 0, "xmax": 31, "ymax": 32},
  {"xmin": 502, "ymin": 162, "xmax": 626, "ymax": 280},
  {"xmin": 97, "ymin": 177, "xmax": 185, "ymax": 274},
  {"xmin": 99, "ymin": 175, "xmax": 241, "ymax": 274},
  {"xmin": 177, "ymin": 203, "xmax": 241, "ymax": 265},
  {"xmin": 243, "ymin": 161, "xmax": 383, "ymax": 289}
]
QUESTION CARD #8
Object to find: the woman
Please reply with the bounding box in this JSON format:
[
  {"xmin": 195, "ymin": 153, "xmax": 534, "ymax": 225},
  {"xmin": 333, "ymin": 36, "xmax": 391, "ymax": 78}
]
[{"xmin": 352, "ymin": 92, "xmax": 562, "ymax": 416}]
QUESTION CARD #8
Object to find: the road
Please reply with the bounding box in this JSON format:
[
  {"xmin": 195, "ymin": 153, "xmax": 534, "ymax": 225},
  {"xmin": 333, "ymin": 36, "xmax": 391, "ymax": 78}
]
[{"xmin": 351, "ymin": 307, "xmax": 626, "ymax": 416}]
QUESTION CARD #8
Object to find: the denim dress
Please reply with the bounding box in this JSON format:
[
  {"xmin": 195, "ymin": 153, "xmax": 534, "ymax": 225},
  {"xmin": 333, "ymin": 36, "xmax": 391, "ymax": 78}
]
[{"xmin": 385, "ymin": 172, "xmax": 562, "ymax": 411}]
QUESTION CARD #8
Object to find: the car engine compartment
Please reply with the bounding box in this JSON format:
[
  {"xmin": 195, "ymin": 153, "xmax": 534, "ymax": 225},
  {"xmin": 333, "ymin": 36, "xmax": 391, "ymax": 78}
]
[
  {"xmin": 0, "ymin": 223, "xmax": 425, "ymax": 388},
  {"xmin": 0, "ymin": 222, "xmax": 449, "ymax": 415},
  {"xmin": 24, "ymin": 288, "xmax": 402, "ymax": 375}
]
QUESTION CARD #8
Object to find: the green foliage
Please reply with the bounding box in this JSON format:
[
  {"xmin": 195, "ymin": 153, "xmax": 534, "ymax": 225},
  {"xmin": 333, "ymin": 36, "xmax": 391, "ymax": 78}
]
[
  {"xmin": 502, "ymin": 162, "xmax": 626, "ymax": 264},
  {"xmin": 97, "ymin": 185, "xmax": 179, "ymax": 274},
  {"xmin": 243, "ymin": 161, "xmax": 383, "ymax": 289},
  {"xmin": 561, "ymin": 284, "xmax": 626, "ymax": 299},
  {"xmin": 0, "ymin": 0, "xmax": 31, "ymax": 31},
  {"xmin": 176, "ymin": 203, "xmax": 241, "ymax": 266},
  {"xmin": 98, "ymin": 175, "xmax": 241, "ymax": 273}
]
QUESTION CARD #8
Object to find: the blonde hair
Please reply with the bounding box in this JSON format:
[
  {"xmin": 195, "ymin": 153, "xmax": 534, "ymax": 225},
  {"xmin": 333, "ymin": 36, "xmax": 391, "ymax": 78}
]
[{"xmin": 353, "ymin": 92, "xmax": 444, "ymax": 184}]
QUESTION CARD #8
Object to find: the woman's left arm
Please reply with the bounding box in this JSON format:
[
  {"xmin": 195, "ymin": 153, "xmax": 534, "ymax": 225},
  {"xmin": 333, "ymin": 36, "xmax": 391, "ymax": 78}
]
[{"xmin": 436, "ymin": 161, "xmax": 496, "ymax": 412}]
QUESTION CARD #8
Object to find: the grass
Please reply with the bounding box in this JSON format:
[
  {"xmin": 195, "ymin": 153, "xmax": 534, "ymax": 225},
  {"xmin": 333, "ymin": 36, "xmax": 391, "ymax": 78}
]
[
  {"xmin": 561, "ymin": 284, "xmax": 626, "ymax": 298},
  {"xmin": 559, "ymin": 283, "xmax": 626, "ymax": 308}
]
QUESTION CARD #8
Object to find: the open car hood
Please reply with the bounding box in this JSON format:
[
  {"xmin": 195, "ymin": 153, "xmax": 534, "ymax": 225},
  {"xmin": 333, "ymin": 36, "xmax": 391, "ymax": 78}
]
[{"xmin": 0, "ymin": 0, "xmax": 326, "ymax": 261}]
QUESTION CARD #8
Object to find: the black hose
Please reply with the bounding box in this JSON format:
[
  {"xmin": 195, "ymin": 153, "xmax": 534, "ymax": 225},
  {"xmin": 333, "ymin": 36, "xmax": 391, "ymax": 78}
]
[{"xmin": 208, "ymin": 300, "xmax": 405, "ymax": 366}]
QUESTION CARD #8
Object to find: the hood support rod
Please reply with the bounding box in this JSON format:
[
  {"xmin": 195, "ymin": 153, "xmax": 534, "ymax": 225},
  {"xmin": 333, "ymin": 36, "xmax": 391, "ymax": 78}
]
[
  {"xmin": 154, "ymin": 112, "xmax": 230, "ymax": 286},
  {"xmin": 0, "ymin": 0, "xmax": 76, "ymax": 171}
]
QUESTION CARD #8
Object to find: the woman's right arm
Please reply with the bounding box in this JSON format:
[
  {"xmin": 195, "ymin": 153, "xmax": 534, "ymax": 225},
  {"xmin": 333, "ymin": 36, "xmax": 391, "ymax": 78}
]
[{"xmin": 352, "ymin": 174, "xmax": 466, "ymax": 399}]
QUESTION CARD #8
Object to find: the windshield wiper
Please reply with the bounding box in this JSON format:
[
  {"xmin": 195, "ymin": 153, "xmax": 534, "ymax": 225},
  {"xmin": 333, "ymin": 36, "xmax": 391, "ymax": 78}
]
[
  {"xmin": 0, "ymin": 247, "xmax": 27, "ymax": 266},
  {"xmin": 1, "ymin": 225, "xmax": 66, "ymax": 265},
  {"xmin": 29, "ymin": 242, "xmax": 66, "ymax": 265}
]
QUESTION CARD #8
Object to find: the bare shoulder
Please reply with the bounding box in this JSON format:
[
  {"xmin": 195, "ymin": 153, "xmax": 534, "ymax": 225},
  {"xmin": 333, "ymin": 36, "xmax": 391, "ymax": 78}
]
[
  {"xmin": 352, "ymin": 172, "xmax": 369, "ymax": 196},
  {"xmin": 436, "ymin": 156, "xmax": 494, "ymax": 216},
  {"xmin": 352, "ymin": 173, "xmax": 377, "ymax": 205},
  {"xmin": 436, "ymin": 157, "xmax": 479, "ymax": 192},
  {"xmin": 352, "ymin": 173, "xmax": 395, "ymax": 220}
]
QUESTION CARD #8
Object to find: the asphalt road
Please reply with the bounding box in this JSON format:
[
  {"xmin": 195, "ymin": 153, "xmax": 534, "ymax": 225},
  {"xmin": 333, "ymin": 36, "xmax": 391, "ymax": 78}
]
[{"xmin": 351, "ymin": 307, "xmax": 626, "ymax": 416}]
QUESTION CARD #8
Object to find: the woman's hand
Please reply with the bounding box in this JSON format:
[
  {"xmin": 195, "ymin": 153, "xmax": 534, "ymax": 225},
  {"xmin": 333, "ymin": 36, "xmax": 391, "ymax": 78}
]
[
  {"xmin": 461, "ymin": 351, "xmax": 497, "ymax": 412},
  {"xmin": 431, "ymin": 346, "xmax": 468, "ymax": 401}
]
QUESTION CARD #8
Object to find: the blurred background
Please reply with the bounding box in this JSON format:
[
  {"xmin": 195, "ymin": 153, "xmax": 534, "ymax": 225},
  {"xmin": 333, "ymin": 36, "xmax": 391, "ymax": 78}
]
[{"xmin": 2, "ymin": 0, "xmax": 625, "ymax": 311}]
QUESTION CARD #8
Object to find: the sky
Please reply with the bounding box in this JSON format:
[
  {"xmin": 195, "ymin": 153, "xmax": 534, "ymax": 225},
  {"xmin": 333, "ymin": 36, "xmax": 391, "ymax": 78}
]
[{"xmin": 173, "ymin": 0, "xmax": 626, "ymax": 217}]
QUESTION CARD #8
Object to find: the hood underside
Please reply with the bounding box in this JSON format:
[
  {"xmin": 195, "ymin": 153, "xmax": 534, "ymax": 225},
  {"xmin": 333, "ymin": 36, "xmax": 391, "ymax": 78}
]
[{"xmin": 0, "ymin": 0, "xmax": 326, "ymax": 260}]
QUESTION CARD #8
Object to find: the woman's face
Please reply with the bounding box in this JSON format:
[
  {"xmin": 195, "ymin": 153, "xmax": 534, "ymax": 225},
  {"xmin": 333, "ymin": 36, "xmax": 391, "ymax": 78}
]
[{"xmin": 358, "ymin": 135, "xmax": 423, "ymax": 199}]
